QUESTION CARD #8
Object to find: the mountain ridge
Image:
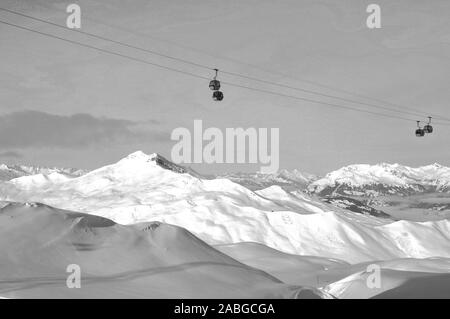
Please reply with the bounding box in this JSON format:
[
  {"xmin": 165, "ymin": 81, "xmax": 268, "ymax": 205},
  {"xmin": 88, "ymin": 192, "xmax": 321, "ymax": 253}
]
[
  {"xmin": 3, "ymin": 152, "xmax": 450, "ymax": 199},
  {"xmin": 0, "ymin": 163, "xmax": 87, "ymax": 181},
  {"xmin": 1, "ymin": 151, "xmax": 450, "ymax": 263},
  {"xmin": 309, "ymin": 162, "xmax": 450, "ymax": 196}
]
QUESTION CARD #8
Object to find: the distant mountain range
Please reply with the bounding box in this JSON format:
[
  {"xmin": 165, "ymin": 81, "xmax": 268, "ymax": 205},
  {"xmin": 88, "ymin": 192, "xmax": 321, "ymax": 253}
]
[
  {"xmin": 3, "ymin": 158, "xmax": 449, "ymax": 197},
  {"xmin": 1, "ymin": 151, "xmax": 449, "ymax": 264},
  {"xmin": 1, "ymin": 152, "xmax": 450, "ymax": 298},
  {"xmin": 1, "ymin": 156, "xmax": 449, "ymax": 221},
  {"xmin": 217, "ymin": 169, "xmax": 318, "ymax": 191},
  {"xmin": 0, "ymin": 163, "xmax": 86, "ymax": 181},
  {"xmin": 308, "ymin": 163, "xmax": 450, "ymax": 197}
]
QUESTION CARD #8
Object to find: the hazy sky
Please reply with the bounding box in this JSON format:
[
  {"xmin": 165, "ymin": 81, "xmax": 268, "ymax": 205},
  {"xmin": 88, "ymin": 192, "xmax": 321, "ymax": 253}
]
[{"xmin": 0, "ymin": 0, "xmax": 449, "ymax": 174}]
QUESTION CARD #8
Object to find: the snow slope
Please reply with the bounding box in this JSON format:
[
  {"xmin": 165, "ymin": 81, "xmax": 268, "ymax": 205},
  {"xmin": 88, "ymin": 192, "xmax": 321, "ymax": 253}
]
[
  {"xmin": 323, "ymin": 263, "xmax": 450, "ymax": 299},
  {"xmin": 309, "ymin": 163, "xmax": 450, "ymax": 196},
  {"xmin": 217, "ymin": 242, "xmax": 450, "ymax": 298},
  {"xmin": 1, "ymin": 151, "xmax": 450, "ymax": 264},
  {"xmin": 0, "ymin": 202, "xmax": 326, "ymax": 298},
  {"xmin": 215, "ymin": 242, "xmax": 351, "ymax": 286}
]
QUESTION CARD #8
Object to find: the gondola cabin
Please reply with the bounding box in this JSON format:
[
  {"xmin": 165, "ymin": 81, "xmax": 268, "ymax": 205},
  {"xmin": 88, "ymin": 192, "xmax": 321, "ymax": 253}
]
[
  {"xmin": 424, "ymin": 124, "xmax": 433, "ymax": 133},
  {"xmin": 209, "ymin": 79, "xmax": 221, "ymax": 91},
  {"xmin": 415, "ymin": 128, "xmax": 425, "ymax": 137},
  {"xmin": 212, "ymin": 91, "xmax": 224, "ymax": 101}
]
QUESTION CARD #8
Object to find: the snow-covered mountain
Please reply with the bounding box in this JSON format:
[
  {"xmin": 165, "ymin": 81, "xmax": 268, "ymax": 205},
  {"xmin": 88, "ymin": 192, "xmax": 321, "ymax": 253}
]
[
  {"xmin": 309, "ymin": 163, "xmax": 450, "ymax": 197},
  {"xmin": 0, "ymin": 202, "xmax": 325, "ymax": 298},
  {"xmin": 2, "ymin": 151, "xmax": 450, "ymax": 298},
  {"xmin": 0, "ymin": 163, "xmax": 87, "ymax": 181},
  {"xmin": 1, "ymin": 151, "xmax": 450, "ymax": 264},
  {"xmin": 217, "ymin": 169, "xmax": 318, "ymax": 191}
]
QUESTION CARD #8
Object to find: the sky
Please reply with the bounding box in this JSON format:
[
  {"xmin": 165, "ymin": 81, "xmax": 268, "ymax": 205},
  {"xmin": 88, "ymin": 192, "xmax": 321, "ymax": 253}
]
[{"xmin": 0, "ymin": 0, "xmax": 449, "ymax": 175}]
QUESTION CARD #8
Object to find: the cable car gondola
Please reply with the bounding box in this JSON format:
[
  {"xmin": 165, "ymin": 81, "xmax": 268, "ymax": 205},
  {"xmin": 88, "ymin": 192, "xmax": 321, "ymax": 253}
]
[
  {"xmin": 209, "ymin": 69, "xmax": 221, "ymax": 91},
  {"xmin": 209, "ymin": 68, "xmax": 224, "ymax": 101},
  {"xmin": 415, "ymin": 121, "xmax": 425, "ymax": 137},
  {"xmin": 424, "ymin": 116, "xmax": 433, "ymax": 134},
  {"xmin": 212, "ymin": 90, "xmax": 224, "ymax": 101}
]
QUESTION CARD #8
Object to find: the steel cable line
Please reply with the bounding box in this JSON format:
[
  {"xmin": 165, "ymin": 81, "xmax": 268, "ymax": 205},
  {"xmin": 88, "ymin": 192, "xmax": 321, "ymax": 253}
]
[
  {"xmin": 1, "ymin": 7, "xmax": 448, "ymax": 122},
  {"xmin": 0, "ymin": 7, "xmax": 215, "ymax": 71},
  {"xmin": 15, "ymin": 2, "xmax": 450, "ymax": 123},
  {"xmin": 116, "ymin": 27, "xmax": 450, "ymax": 122},
  {"xmin": 219, "ymin": 70, "xmax": 427, "ymax": 118},
  {"xmin": 48, "ymin": 0, "xmax": 450, "ymax": 121},
  {"xmin": 0, "ymin": 20, "xmax": 210, "ymax": 81},
  {"xmin": 2, "ymin": 19, "xmax": 450, "ymax": 127},
  {"xmin": 221, "ymin": 81, "xmax": 422, "ymax": 123}
]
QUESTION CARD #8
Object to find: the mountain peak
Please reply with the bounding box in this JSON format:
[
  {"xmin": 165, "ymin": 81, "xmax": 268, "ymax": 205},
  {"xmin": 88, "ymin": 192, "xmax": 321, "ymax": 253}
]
[
  {"xmin": 121, "ymin": 151, "xmax": 158, "ymax": 162},
  {"xmin": 117, "ymin": 151, "xmax": 196, "ymax": 175}
]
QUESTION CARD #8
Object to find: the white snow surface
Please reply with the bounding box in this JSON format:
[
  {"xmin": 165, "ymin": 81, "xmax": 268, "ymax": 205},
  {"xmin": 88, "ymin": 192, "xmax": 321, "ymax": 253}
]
[
  {"xmin": 0, "ymin": 203, "xmax": 323, "ymax": 298},
  {"xmin": 1, "ymin": 151, "xmax": 450, "ymax": 264}
]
